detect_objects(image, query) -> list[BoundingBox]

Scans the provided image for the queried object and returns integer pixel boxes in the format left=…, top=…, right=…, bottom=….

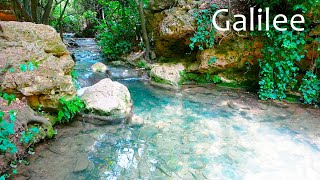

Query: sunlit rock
left=128, top=115, right=144, bottom=126
left=81, top=78, right=132, bottom=117
left=150, top=63, right=185, bottom=88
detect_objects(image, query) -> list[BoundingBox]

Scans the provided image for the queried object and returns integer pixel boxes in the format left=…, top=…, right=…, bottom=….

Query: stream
left=15, top=37, right=320, bottom=180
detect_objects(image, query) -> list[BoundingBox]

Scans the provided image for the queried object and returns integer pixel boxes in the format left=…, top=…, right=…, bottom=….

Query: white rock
left=150, top=63, right=185, bottom=87
left=91, top=62, right=108, bottom=73
left=129, top=115, right=144, bottom=125
left=81, top=78, right=132, bottom=117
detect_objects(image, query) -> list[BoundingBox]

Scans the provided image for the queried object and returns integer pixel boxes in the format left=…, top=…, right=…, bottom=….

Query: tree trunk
left=12, top=0, right=32, bottom=22
left=135, top=0, right=150, bottom=61
left=42, top=0, right=53, bottom=24
left=57, top=0, right=69, bottom=40
left=31, top=0, right=38, bottom=23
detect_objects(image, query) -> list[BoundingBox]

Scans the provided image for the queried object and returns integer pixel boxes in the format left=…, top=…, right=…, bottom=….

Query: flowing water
left=16, top=38, right=320, bottom=180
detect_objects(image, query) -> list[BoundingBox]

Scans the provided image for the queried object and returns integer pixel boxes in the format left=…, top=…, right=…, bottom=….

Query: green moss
left=151, top=76, right=171, bottom=85
left=136, top=60, right=150, bottom=69
left=46, top=125, right=56, bottom=139
left=180, top=71, right=221, bottom=85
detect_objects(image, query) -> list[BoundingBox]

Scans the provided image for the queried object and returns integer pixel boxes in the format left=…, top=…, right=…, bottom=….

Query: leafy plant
left=0, top=60, right=41, bottom=156
left=57, top=97, right=85, bottom=123
left=253, top=0, right=320, bottom=104
left=0, top=110, right=17, bottom=154
left=208, top=56, right=217, bottom=65
left=299, top=72, right=320, bottom=105
left=190, top=4, right=218, bottom=51
left=20, top=127, right=40, bottom=144
left=212, top=75, right=222, bottom=84
left=97, top=28, right=135, bottom=59
left=136, top=60, right=149, bottom=69
left=257, top=30, right=307, bottom=100
left=19, top=60, right=40, bottom=73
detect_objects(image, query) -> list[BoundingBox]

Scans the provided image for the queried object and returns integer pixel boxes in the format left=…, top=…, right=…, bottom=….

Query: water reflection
left=84, top=80, right=320, bottom=180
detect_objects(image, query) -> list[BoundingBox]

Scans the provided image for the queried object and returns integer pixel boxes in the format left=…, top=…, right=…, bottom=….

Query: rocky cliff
left=146, top=0, right=261, bottom=86
left=0, top=21, right=77, bottom=110
left=146, top=0, right=319, bottom=87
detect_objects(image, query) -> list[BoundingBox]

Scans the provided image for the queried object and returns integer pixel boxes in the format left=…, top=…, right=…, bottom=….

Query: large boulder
left=81, top=78, right=132, bottom=118
left=159, top=7, right=195, bottom=40
left=150, top=63, right=185, bottom=87
left=0, top=21, right=76, bottom=110
left=151, top=7, right=195, bottom=58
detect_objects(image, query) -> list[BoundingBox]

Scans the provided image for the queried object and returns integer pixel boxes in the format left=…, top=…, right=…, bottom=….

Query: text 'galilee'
left=212, top=7, right=305, bottom=32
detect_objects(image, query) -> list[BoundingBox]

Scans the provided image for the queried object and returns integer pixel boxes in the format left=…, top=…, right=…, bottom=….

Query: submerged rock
left=74, top=155, right=89, bottom=172
left=128, top=115, right=144, bottom=126
left=150, top=63, right=185, bottom=88
left=0, top=21, right=76, bottom=110
left=81, top=78, right=132, bottom=118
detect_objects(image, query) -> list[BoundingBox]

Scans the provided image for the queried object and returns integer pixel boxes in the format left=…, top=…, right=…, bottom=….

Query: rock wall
left=146, top=0, right=260, bottom=85
left=146, top=0, right=319, bottom=86
left=0, top=21, right=77, bottom=110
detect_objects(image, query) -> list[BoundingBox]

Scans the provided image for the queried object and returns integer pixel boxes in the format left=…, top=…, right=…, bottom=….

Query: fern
left=57, top=97, right=85, bottom=123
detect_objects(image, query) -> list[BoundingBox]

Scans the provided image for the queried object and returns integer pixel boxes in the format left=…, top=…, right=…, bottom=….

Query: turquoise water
left=17, top=38, right=320, bottom=180
left=84, top=80, right=320, bottom=179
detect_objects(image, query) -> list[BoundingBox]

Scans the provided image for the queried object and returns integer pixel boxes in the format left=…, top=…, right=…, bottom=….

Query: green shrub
left=0, top=110, right=17, bottom=154
left=257, top=30, right=306, bottom=100
left=20, top=127, right=40, bottom=144
left=136, top=60, right=149, bottom=69
left=255, top=0, right=319, bottom=104
left=57, top=97, right=85, bottom=123
left=190, top=4, right=218, bottom=51
left=299, top=71, right=320, bottom=104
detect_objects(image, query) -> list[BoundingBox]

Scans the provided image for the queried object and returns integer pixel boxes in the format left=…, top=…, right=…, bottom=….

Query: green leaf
left=20, top=64, right=27, bottom=72
left=28, top=62, right=34, bottom=71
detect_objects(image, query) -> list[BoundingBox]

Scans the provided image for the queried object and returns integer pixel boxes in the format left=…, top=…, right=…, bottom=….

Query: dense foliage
left=255, top=0, right=320, bottom=104
left=190, top=0, right=320, bottom=105
left=257, top=30, right=307, bottom=100
left=0, top=92, right=17, bottom=154
left=93, top=0, right=142, bottom=59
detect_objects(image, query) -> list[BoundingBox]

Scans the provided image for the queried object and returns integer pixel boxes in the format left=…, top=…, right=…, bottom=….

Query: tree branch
left=41, top=0, right=53, bottom=24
